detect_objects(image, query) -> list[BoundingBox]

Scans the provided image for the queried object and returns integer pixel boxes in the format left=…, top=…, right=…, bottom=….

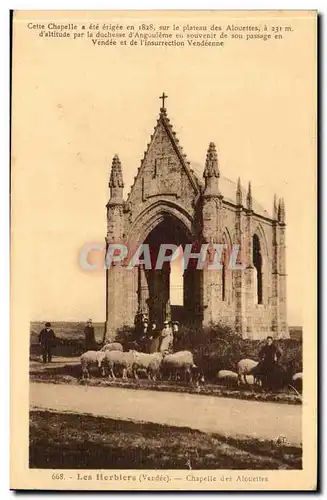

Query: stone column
left=271, top=219, right=280, bottom=338
left=105, top=155, right=125, bottom=340
left=124, top=266, right=138, bottom=329
left=234, top=182, right=246, bottom=336
left=105, top=259, right=125, bottom=340
left=163, top=262, right=171, bottom=322
left=245, top=183, right=254, bottom=338
left=137, top=264, right=149, bottom=317
left=278, top=218, right=289, bottom=338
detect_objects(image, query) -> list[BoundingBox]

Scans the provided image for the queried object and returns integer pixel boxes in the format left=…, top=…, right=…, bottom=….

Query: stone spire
left=204, top=142, right=219, bottom=179
left=236, top=177, right=243, bottom=206
left=203, top=142, right=221, bottom=197
left=278, top=198, right=285, bottom=224
left=246, top=181, right=253, bottom=211
left=273, top=194, right=278, bottom=221
left=109, top=154, right=124, bottom=203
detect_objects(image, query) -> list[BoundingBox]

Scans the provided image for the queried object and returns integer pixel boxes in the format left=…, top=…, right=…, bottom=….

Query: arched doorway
left=136, top=214, right=200, bottom=328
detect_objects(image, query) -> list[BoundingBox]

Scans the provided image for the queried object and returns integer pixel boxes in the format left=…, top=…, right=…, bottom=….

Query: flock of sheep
left=80, top=343, right=302, bottom=390
left=80, top=342, right=197, bottom=382
left=218, top=358, right=303, bottom=390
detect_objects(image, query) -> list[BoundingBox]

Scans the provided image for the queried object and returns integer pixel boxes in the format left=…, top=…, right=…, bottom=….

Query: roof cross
left=159, top=92, right=168, bottom=108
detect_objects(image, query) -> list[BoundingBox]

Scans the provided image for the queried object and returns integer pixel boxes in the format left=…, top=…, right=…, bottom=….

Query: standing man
left=139, top=318, right=149, bottom=352
left=39, top=322, right=56, bottom=363
left=84, top=318, right=96, bottom=351
left=258, top=336, right=282, bottom=383
left=148, top=322, right=160, bottom=353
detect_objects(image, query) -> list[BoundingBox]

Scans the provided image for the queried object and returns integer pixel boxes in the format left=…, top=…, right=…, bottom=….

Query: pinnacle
left=109, top=154, right=124, bottom=188
left=204, top=142, right=219, bottom=178
left=246, top=181, right=253, bottom=210
left=236, top=177, right=242, bottom=205
left=273, top=194, right=278, bottom=220
left=278, top=197, right=285, bottom=223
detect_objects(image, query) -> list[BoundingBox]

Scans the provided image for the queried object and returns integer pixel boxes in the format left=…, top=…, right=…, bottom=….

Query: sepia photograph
left=11, top=10, right=317, bottom=490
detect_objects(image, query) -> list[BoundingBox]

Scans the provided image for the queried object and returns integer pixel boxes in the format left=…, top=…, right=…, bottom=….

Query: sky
left=12, top=11, right=316, bottom=326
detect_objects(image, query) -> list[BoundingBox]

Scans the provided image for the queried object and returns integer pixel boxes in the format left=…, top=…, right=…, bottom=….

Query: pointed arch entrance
left=132, top=212, right=201, bottom=328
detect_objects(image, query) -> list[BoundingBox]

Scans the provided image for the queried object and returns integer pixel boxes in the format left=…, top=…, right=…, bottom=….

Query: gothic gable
left=127, top=109, right=200, bottom=214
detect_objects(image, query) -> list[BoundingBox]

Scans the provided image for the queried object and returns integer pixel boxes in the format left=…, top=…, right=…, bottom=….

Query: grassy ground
left=29, top=361, right=302, bottom=405
left=30, top=410, right=302, bottom=470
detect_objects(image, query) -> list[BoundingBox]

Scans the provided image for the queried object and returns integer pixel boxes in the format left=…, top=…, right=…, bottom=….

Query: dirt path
left=30, top=382, right=302, bottom=446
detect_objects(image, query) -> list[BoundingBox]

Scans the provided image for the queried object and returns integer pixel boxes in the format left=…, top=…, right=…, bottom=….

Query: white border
left=3, top=2, right=322, bottom=499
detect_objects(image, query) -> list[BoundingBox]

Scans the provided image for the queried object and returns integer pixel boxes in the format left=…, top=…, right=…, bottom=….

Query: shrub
left=173, top=322, right=302, bottom=381
left=114, top=325, right=138, bottom=351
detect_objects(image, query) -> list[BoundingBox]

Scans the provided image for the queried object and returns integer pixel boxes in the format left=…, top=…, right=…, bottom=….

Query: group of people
left=137, top=316, right=180, bottom=354
left=38, top=316, right=180, bottom=363
left=38, top=319, right=96, bottom=363
left=38, top=320, right=283, bottom=381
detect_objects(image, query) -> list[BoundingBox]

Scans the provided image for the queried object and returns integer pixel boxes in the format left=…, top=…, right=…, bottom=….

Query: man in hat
left=159, top=320, right=173, bottom=353
left=148, top=322, right=160, bottom=353
left=84, top=318, right=96, bottom=351
left=255, top=336, right=283, bottom=385
left=139, top=318, right=149, bottom=352
left=39, top=322, right=56, bottom=363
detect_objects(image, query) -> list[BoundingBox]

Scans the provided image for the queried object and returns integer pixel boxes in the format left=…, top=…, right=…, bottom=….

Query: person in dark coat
left=172, top=321, right=180, bottom=350
left=84, top=319, right=96, bottom=351
left=257, top=336, right=282, bottom=383
left=139, top=320, right=149, bottom=352
left=39, top=322, right=56, bottom=363
left=148, top=322, right=160, bottom=353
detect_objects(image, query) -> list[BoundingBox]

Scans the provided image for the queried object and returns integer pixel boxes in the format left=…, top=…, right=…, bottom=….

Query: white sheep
left=100, top=341, right=123, bottom=352
left=132, top=352, right=163, bottom=381
left=237, top=358, right=260, bottom=385
left=80, top=350, right=106, bottom=379
left=100, top=350, right=137, bottom=379
left=292, top=372, right=302, bottom=392
left=217, top=370, right=239, bottom=386
left=292, top=372, right=302, bottom=382
left=161, top=350, right=196, bottom=382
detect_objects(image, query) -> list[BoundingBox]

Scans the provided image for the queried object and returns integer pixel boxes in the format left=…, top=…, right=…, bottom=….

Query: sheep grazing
left=217, top=370, right=239, bottom=387
left=100, top=341, right=123, bottom=352
left=80, top=350, right=106, bottom=379
left=292, top=372, right=303, bottom=392
left=237, top=358, right=259, bottom=385
left=161, top=350, right=196, bottom=382
left=132, top=352, right=163, bottom=381
left=100, top=350, right=137, bottom=379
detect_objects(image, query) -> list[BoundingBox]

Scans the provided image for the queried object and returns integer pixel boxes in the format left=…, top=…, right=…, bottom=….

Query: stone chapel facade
left=105, top=97, right=288, bottom=340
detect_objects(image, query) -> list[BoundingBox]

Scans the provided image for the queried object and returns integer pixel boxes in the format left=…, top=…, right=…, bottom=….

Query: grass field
left=30, top=369, right=302, bottom=405
left=29, top=410, right=302, bottom=470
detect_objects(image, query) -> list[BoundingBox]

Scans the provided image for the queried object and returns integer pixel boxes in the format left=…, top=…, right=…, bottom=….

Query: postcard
left=11, top=10, right=317, bottom=491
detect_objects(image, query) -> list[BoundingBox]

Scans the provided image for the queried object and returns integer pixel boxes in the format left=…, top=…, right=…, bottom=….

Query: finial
left=109, top=154, right=124, bottom=189
left=236, top=177, right=242, bottom=205
left=203, top=142, right=219, bottom=178
left=246, top=181, right=253, bottom=211
left=278, top=198, right=285, bottom=224
left=273, top=194, right=278, bottom=220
